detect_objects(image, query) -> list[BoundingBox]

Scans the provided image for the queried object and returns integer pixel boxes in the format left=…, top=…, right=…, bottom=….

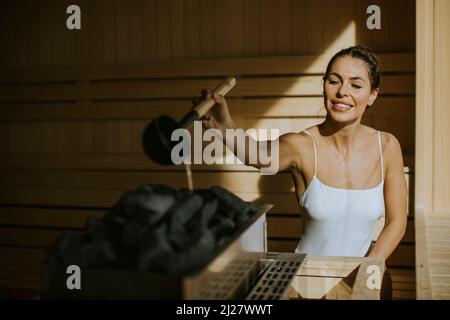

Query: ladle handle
left=179, top=77, right=236, bottom=128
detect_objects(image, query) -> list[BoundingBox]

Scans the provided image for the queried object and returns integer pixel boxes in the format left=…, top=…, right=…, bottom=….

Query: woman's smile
left=331, top=102, right=353, bottom=111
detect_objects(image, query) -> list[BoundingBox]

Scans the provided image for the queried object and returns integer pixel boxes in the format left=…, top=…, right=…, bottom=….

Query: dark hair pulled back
left=323, top=45, right=380, bottom=90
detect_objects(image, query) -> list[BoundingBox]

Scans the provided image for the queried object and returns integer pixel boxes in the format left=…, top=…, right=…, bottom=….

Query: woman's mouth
left=331, top=103, right=353, bottom=111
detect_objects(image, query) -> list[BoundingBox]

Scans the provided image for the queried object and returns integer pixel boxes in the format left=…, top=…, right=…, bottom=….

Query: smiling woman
left=292, top=46, right=406, bottom=269
left=196, top=45, right=408, bottom=299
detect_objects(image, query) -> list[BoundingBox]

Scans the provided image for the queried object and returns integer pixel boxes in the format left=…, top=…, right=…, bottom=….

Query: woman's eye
left=352, top=84, right=362, bottom=89
left=328, top=80, right=339, bottom=84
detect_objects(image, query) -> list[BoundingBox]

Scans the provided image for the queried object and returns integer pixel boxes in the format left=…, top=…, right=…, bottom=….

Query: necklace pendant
left=339, top=161, right=345, bottom=166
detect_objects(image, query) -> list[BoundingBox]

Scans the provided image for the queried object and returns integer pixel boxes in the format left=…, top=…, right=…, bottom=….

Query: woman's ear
left=367, top=87, right=379, bottom=107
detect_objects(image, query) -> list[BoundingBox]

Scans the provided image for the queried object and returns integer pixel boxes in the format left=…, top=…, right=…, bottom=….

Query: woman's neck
left=318, top=117, right=363, bottom=152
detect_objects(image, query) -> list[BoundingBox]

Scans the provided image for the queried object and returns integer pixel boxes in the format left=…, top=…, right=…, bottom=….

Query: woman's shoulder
left=278, top=127, right=317, bottom=159
left=361, top=125, right=402, bottom=159
left=361, top=125, right=400, bottom=144
left=279, top=127, right=315, bottom=144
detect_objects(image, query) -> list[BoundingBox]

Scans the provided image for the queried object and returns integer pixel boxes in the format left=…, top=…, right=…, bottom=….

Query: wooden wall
left=0, top=0, right=415, bottom=66
left=415, top=0, right=450, bottom=300
left=0, top=0, right=415, bottom=299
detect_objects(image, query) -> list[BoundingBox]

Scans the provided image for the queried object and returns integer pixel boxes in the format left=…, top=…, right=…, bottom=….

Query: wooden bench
left=0, top=53, right=415, bottom=299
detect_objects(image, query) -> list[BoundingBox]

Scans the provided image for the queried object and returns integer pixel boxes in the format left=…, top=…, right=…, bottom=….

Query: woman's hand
left=192, top=89, right=236, bottom=131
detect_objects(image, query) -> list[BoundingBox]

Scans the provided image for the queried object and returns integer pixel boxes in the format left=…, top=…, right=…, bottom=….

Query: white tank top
left=295, top=129, right=385, bottom=257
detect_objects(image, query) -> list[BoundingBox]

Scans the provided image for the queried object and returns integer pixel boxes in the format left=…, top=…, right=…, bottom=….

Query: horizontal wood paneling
left=0, top=0, right=415, bottom=68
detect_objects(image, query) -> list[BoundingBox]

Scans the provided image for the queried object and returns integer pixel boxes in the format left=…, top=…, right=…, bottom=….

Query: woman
left=197, top=46, right=407, bottom=298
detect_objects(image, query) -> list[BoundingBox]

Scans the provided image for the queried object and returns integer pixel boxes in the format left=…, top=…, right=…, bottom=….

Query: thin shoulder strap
left=377, top=131, right=384, bottom=182
left=302, top=130, right=317, bottom=177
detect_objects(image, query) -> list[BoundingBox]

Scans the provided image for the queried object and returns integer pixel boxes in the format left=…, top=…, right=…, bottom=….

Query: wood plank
left=267, top=216, right=303, bottom=239
left=387, top=244, right=415, bottom=267
left=229, top=0, right=244, bottom=57
left=156, top=0, right=171, bottom=60
left=0, top=208, right=414, bottom=243
left=290, top=0, right=307, bottom=55
left=0, top=169, right=413, bottom=197
left=198, top=0, right=214, bottom=59
left=214, top=0, right=230, bottom=57
left=0, top=74, right=415, bottom=103
left=259, top=0, right=275, bottom=56
left=322, top=0, right=340, bottom=56
left=0, top=272, right=40, bottom=289
left=267, top=238, right=297, bottom=252
left=127, top=0, right=143, bottom=62
left=173, top=0, right=184, bottom=59
left=0, top=170, right=295, bottom=193
left=243, top=0, right=259, bottom=56
left=115, top=0, right=129, bottom=63
left=269, top=239, right=415, bottom=267
left=0, top=207, right=105, bottom=229
left=392, top=290, right=416, bottom=300
left=0, top=187, right=297, bottom=213
left=142, top=0, right=157, bottom=61
left=0, top=53, right=415, bottom=83
left=274, top=0, right=290, bottom=56
left=0, top=168, right=415, bottom=202
left=268, top=216, right=415, bottom=243
left=0, top=151, right=415, bottom=174
left=415, top=211, right=432, bottom=299
left=0, top=228, right=63, bottom=248
left=390, top=267, right=416, bottom=283
left=433, top=0, right=450, bottom=213
left=0, top=247, right=46, bottom=273
left=351, top=257, right=386, bottom=300
left=0, top=96, right=414, bottom=120
left=306, top=0, right=323, bottom=54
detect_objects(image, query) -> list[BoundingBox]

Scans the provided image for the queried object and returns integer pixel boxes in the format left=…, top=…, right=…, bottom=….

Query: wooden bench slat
left=268, top=239, right=415, bottom=268
left=267, top=216, right=415, bottom=243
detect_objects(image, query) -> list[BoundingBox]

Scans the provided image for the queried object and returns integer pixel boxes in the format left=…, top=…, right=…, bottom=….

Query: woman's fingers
left=203, top=110, right=212, bottom=120
left=202, top=118, right=214, bottom=130
left=212, top=93, right=223, bottom=103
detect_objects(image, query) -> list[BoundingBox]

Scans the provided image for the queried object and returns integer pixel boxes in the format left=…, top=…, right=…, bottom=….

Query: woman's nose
left=337, top=83, right=349, bottom=97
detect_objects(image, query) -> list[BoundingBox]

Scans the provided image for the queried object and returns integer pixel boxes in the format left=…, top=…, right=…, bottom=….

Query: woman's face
left=323, top=56, right=379, bottom=124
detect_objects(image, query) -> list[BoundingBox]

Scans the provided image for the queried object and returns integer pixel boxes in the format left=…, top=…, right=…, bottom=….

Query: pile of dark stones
left=47, top=184, right=257, bottom=276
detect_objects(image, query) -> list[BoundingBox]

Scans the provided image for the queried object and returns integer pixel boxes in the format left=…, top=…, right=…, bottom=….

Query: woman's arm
left=368, top=133, right=408, bottom=261
left=199, top=92, right=301, bottom=173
